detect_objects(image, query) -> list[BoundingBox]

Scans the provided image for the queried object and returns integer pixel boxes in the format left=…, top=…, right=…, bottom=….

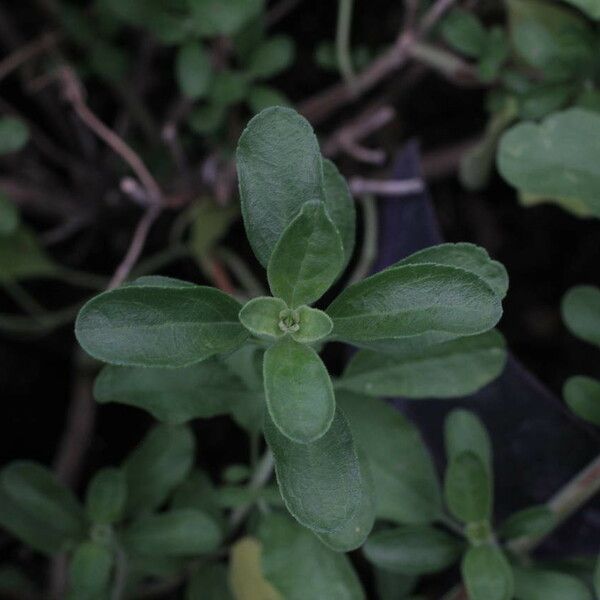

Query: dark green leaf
left=171, top=470, right=223, bottom=527
left=0, top=227, right=55, bottom=281
left=563, top=376, right=600, bottom=426
left=259, top=513, right=365, bottom=599
left=0, top=461, right=86, bottom=555
left=237, top=107, right=324, bottom=267
left=95, top=358, right=255, bottom=423
left=189, top=0, right=263, bottom=37
left=264, top=409, right=362, bottom=533
left=210, top=70, right=249, bottom=106
left=0, top=193, right=19, bottom=235
left=337, top=392, right=442, bottom=524
left=291, top=306, right=333, bottom=343
left=462, top=545, right=513, bottom=600
left=186, top=563, right=233, bottom=600
left=563, top=0, right=600, bottom=19
left=69, top=541, right=113, bottom=599
left=75, top=284, right=247, bottom=367
left=239, top=296, right=287, bottom=339
left=444, top=409, right=492, bottom=468
left=122, top=509, right=221, bottom=556
left=85, top=467, right=127, bottom=525
left=0, top=117, right=29, bottom=154
left=444, top=451, right=492, bottom=523
left=512, top=566, right=592, bottom=600
left=498, top=109, right=600, bottom=218
left=247, top=36, right=295, bottom=79
left=248, top=85, right=290, bottom=113
left=562, top=285, right=600, bottom=348
left=123, top=424, right=195, bottom=515
left=264, top=337, right=335, bottom=443
left=364, top=526, right=463, bottom=576
left=518, top=82, right=575, bottom=121
left=374, top=568, right=417, bottom=600
left=499, top=505, right=556, bottom=540
left=176, top=42, right=212, bottom=99
left=327, top=264, right=502, bottom=343
left=268, top=201, right=344, bottom=307
left=189, top=103, right=226, bottom=135
left=478, top=27, right=509, bottom=82
left=440, top=9, right=487, bottom=57
left=223, top=464, right=251, bottom=484
left=338, top=330, right=506, bottom=398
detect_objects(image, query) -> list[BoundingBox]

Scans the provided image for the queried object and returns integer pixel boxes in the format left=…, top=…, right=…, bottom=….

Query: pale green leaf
left=75, top=284, right=248, bottom=367
left=176, top=42, right=212, bottom=99
left=85, top=467, right=127, bottom=525
left=512, top=566, right=592, bottom=600
left=563, top=376, right=600, bottom=426
left=264, top=409, right=362, bottom=533
left=69, top=541, right=113, bottom=599
left=338, top=330, right=506, bottom=399
left=462, top=546, right=514, bottom=600
left=291, top=306, right=333, bottom=343
left=562, top=285, right=600, bottom=348
left=268, top=200, right=344, bottom=307
left=0, top=116, right=29, bottom=154
left=338, top=392, right=442, bottom=524
left=239, top=296, right=287, bottom=339
left=364, top=526, right=463, bottom=575
left=247, top=36, right=295, bottom=79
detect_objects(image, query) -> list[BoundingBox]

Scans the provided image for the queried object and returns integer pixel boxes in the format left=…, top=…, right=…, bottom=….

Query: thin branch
left=336, top=0, right=356, bottom=88
left=347, top=194, right=378, bottom=285
left=349, top=176, right=424, bottom=196
left=0, top=31, right=59, bottom=82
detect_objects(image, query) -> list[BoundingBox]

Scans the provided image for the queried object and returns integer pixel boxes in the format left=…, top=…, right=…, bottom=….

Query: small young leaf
left=259, top=513, right=365, bottom=599
left=440, top=9, right=487, bottom=57
left=562, top=286, right=600, bottom=348
left=123, top=424, right=195, bottom=515
left=498, top=505, right=556, bottom=540
left=444, top=409, right=492, bottom=468
left=69, top=541, right=113, bottom=599
left=237, top=107, right=324, bottom=267
left=338, top=330, right=506, bottom=399
left=248, top=85, right=290, bottom=113
left=95, top=358, right=256, bottom=424
left=228, top=538, right=282, bottom=600
left=247, top=35, right=295, bottom=79
left=444, top=451, right=492, bottom=523
left=512, top=566, right=592, bottom=600
left=563, top=376, right=600, bottom=426
left=393, top=243, right=508, bottom=299
left=0, top=116, right=29, bottom=154
left=363, top=526, right=464, bottom=575
left=327, top=264, right=502, bottom=343
left=186, top=563, right=233, bottom=600
left=239, top=296, right=287, bottom=339
left=264, top=408, right=362, bottom=533
left=0, top=193, right=19, bottom=235
left=85, top=467, right=127, bottom=525
left=462, top=546, right=513, bottom=600
left=176, top=42, right=211, bottom=99
left=75, top=284, right=247, bottom=367
left=291, top=306, right=333, bottom=343
left=267, top=201, right=344, bottom=307
left=122, top=509, right=221, bottom=556
left=337, top=392, right=442, bottom=524
left=263, top=337, right=335, bottom=443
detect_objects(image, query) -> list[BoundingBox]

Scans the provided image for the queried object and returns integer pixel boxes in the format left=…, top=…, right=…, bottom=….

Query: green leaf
left=247, top=36, right=295, bottom=79
left=363, top=526, right=463, bottom=576
left=440, top=9, right=487, bottom=57
left=122, top=509, right=221, bottom=556
left=444, top=409, right=492, bottom=468
left=337, top=392, right=442, bottom=524
left=337, top=330, right=506, bottom=399
left=259, top=513, right=365, bottom=599
left=171, top=470, right=224, bottom=531
left=95, top=358, right=256, bottom=424
left=75, top=283, right=247, bottom=367
left=209, top=70, right=249, bottom=106
left=518, top=82, right=575, bottom=121
left=326, top=264, right=502, bottom=343
left=264, top=409, right=362, bottom=533
left=69, top=541, right=113, bottom=599
left=462, top=546, right=514, bottom=600
left=512, top=566, right=592, bottom=600
left=176, top=42, right=211, bottom=99
left=563, top=376, right=600, bottom=426
left=498, top=108, right=600, bottom=218
left=478, top=27, right=509, bottom=82
left=123, top=424, right=195, bottom=515
left=189, top=103, right=226, bottom=135
left=444, top=451, right=492, bottom=523
left=223, top=464, right=251, bottom=484
left=239, top=296, right=287, bottom=339
left=0, top=193, right=19, bottom=235
left=0, top=116, right=29, bottom=154
left=0, top=461, right=86, bottom=555
left=291, top=306, right=333, bottom=343
left=237, top=107, right=324, bottom=267
left=498, top=505, right=556, bottom=540
left=562, top=285, right=600, bottom=348
left=392, top=243, right=508, bottom=299
left=0, top=226, right=55, bottom=281
left=186, top=563, right=233, bottom=600
left=268, top=201, right=344, bottom=307
left=189, top=0, right=263, bottom=37
left=264, top=337, right=335, bottom=443
left=248, top=85, right=290, bottom=113
left=322, top=159, right=356, bottom=271
left=563, top=0, right=600, bottom=19
left=374, top=569, right=417, bottom=600
left=85, top=468, right=127, bottom=525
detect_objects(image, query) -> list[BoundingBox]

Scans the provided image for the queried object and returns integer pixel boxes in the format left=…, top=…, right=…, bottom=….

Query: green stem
left=347, top=194, right=378, bottom=285
left=336, top=0, right=356, bottom=89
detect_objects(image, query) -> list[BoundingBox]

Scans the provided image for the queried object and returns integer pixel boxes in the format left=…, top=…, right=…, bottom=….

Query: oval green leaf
left=512, top=566, right=592, bottom=600
left=462, top=545, right=514, bottom=600
left=85, top=467, right=127, bottom=525
left=69, top=541, right=113, bottom=598
left=291, top=306, right=333, bottom=343
left=498, top=505, right=556, bottom=540
left=176, top=42, right=212, bottom=99
left=444, top=409, right=492, bottom=468
left=564, top=375, right=600, bottom=426
left=239, top=296, right=287, bottom=339
left=562, top=285, right=600, bottom=348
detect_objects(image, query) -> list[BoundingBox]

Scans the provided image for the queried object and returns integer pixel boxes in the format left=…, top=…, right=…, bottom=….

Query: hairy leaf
left=292, top=306, right=333, bottom=343
left=239, top=297, right=287, bottom=339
